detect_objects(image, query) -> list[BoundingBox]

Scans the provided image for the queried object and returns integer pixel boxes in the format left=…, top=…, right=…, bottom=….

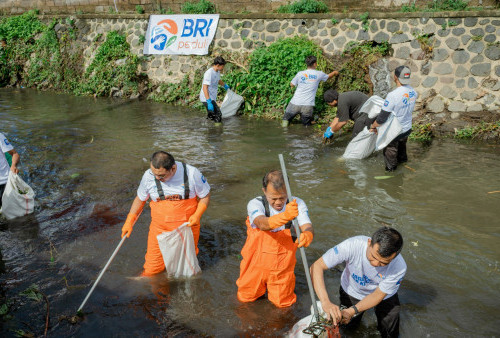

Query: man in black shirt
left=322, top=89, right=374, bottom=139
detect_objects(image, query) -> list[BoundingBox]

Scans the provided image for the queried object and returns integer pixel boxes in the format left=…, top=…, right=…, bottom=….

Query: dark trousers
left=203, top=100, right=222, bottom=123
left=0, top=183, right=5, bottom=209
left=283, top=102, right=314, bottom=126
left=339, top=286, right=400, bottom=338
left=383, top=129, right=411, bottom=171
left=352, top=113, right=376, bottom=138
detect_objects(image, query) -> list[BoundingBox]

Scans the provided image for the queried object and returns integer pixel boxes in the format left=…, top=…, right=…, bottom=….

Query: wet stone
left=471, top=55, right=484, bottom=63
left=286, top=27, right=295, bottom=35
left=357, top=30, right=370, bottom=41
left=373, top=31, right=389, bottom=43
left=309, top=29, right=318, bottom=37
left=266, top=35, right=275, bottom=43
left=387, top=21, right=400, bottom=33
left=231, top=41, right=242, bottom=49
left=251, top=32, right=259, bottom=40
left=452, top=50, right=470, bottom=64
left=467, top=103, right=483, bottom=112
left=322, top=38, right=329, bottom=46
left=484, top=34, right=496, bottom=43
left=370, top=21, right=378, bottom=32
left=395, top=46, right=411, bottom=59
left=485, top=45, right=500, bottom=61
left=422, top=76, right=438, bottom=87
left=243, top=40, right=253, bottom=49
left=461, top=91, right=476, bottom=100
left=464, top=17, right=478, bottom=27
left=427, top=97, right=444, bottom=113
left=346, top=30, right=356, bottom=39
left=266, top=21, right=281, bottom=33
left=449, top=101, right=466, bottom=112
left=461, top=34, right=471, bottom=45
left=380, top=20, right=386, bottom=29
left=318, top=22, right=326, bottom=29
left=440, top=86, right=457, bottom=99
left=468, top=77, right=479, bottom=89
left=254, top=20, right=265, bottom=32
left=479, top=19, right=490, bottom=25
left=292, top=19, right=302, bottom=26
left=433, top=18, right=446, bottom=25
left=437, top=29, right=450, bottom=37
left=223, top=29, right=233, bottom=39
left=333, top=36, right=346, bottom=49
left=410, top=39, right=420, bottom=49
left=420, top=17, right=429, bottom=25
left=242, top=21, right=252, bottom=28
left=445, top=37, right=460, bottom=50
left=282, top=22, right=289, bottom=30
left=390, top=33, right=410, bottom=44
left=471, top=28, right=484, bottom=36
left=240, top=29, right=250, bottom=39
left=434, top=63, right=453, bottom=74
left=409, top=19, right=418, bottom=26
left=326, top=43, right=335, bottom=53
left=485, top=25, right=495, bottom=33
left=455, top=79, right=465, bottom=88
left=455, top=65, right=469, bottom=77
left=298, top=26, right=308, bottom=34
left=492, top=20, right=500, bottom=26
left=471, top=63, right=491, bottom=76
left=467, top=41, right=484, bottom=54
left=452, top=27, right=465, bottom=36
left=330, top=28, right=339, bottom=36
left=218, top=40, right=228, bottom=47
left=320, top=29, right=327, bottom=36
left=423, top=24, right=437, bottom=35
left=432, top=48, right=449, bottom=62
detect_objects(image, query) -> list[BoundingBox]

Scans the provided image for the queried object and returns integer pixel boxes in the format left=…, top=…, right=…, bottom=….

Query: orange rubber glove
left=121, top=213, right=138, bottom=238
left=296, top=230, right=314, bottom=248
left=268, top=199, right=299, bottom=230
left=188, top=202, right=208, bottom=227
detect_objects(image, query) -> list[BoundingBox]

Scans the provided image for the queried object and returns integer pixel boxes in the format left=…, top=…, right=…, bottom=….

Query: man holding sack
left=121, top=151, right=210, bottom=276
left=0, top=132, right=21, bottom=209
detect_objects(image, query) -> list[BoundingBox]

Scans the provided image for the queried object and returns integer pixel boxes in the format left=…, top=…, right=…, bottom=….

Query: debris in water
left=487, top=190, right=500, bottom=194
left=404, top=165, right=416, bottom=172
left=374, top=176, right=393, bottom=180
left=70, top=173, right=80, bottom=179
left=412, top=241, right=418, bottom=247
left=89, top=136, right=94, bottom=144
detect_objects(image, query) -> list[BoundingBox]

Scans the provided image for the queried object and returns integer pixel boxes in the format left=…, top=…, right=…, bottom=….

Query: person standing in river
left=368, top=66, right=418, bottom=171
left=0, top=132, right=20, bottom=209
left=121, top=151, right=210, bottom=276
left=282, top=55, right=338, bottom=127
left=236, top=170, right=314, bottom=307
left=310, top=227, right=406, bottom=338
left=322, top=89, right=374, bottom=139
left=199, top=56, right=231, bottom=125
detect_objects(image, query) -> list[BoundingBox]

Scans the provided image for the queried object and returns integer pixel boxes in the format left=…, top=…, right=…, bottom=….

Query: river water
left=0, top=88, right=499, bottom=337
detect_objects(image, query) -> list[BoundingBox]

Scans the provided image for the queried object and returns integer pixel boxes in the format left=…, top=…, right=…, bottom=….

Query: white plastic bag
left=375, top=113, right=403, bottom=151
left=220, top=89, right=244, bottom=118
left=156, top=222, right=201, bottom=278
left=287, top=301, right=326, bottom=337
left=1, top=172, right=35, bottom=220
left=342, top=127, right=377, bottom=159
left=359, top=95, right=384, bottom=118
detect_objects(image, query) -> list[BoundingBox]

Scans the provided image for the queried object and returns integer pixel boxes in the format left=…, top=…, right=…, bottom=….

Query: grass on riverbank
left=454, top=121, right=500, bottom=140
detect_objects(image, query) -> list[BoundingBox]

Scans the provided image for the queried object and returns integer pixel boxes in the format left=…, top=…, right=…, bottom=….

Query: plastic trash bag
left=359, top=95, right=384, bottom=119
left=375, top=113, right=402, bottom=151
left=0, top=171, right=35, bottom=220
left=342, top=127, right=377, bottom=159
left=156, top=222, right=201, bottom=278
left=287, top=301, right=341, bottom=338
left=220, top=89, right=244, bottom=118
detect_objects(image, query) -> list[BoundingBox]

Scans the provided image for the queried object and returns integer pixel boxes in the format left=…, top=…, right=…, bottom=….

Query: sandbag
left=359, top=95, right=384, bottom=119
left=156, top=222, right=201, bottom=278
left=342, top=127, right=377, bottom=159
left=1, top=171, right=35, bottom=220
left=375, top=113, right=403, bottom=151
left=220, top=89, right=244, bottom=118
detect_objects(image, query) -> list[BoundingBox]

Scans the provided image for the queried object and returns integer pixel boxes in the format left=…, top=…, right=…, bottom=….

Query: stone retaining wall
left=71, top=12, right=500, bottom=115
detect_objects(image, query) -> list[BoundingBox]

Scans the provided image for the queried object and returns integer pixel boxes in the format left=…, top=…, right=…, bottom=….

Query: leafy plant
left=471, top=35, right=483, bottom=41
left=401, top=3, right=419, bottom=12
left=428, top=0, right=468, bottom=11
left=331, top=18, right=339, bottom=25
left=139, top=34, right=145, bottom=44
left=409, top=123, right=433, bottom=142
left=20, top=284, right=43, bottom=302
left=277, top=0, right=328, bottom=13
left=181, top=0, right=216, bottom=14
left=135, top=5, right=145, bottom=14
left=454, top=122, right=500, bottom=139
left=360, top=12, right=370, bottom=31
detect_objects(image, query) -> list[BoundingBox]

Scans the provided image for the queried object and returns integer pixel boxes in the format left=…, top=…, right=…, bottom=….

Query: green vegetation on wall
left=454, top=122, right=500, bottom=140
left=277, top=0, right=328, bottom=14
left=181, top=0, right=216, bottom=14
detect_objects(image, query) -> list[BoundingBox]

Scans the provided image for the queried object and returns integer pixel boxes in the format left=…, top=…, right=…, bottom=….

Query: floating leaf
left=374, top=176, right=394, bottom=180
left=70, top=173, right=80, bottom=179
left=20, top=284, right=43, bottom=302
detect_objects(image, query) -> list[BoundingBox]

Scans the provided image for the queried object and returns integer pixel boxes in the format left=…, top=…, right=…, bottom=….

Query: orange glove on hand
left=188, top=202, right=208, bottom=227
left=121, top=213, right=138, bottom=238
left=268, top=199, right=299, bottom=230
left=296, top=230, right=313, bottom=248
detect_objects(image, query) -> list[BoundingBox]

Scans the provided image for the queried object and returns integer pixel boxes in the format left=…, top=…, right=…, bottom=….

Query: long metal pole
left=77, top=236, right=127, bottom=313
left=278, top=154, right=319, bottom=319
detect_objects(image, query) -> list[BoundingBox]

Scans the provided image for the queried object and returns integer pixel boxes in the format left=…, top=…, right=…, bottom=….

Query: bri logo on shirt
left=201, top=175, right=207, bottom=183
left=383, top=100, right=389, bottom=107
left=351, top=273, right=374, bottom=286
left=4, top=138, right=10, bottom=145
left=300, top=73, right=318, bottom=82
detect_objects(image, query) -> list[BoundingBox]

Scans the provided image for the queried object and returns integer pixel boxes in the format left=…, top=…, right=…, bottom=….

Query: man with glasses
left=310, top=227, right=406, bottom=338
left=121, top=151, right=210, bottom=276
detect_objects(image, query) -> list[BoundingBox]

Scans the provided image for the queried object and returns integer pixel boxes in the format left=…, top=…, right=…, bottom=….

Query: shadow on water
left=0, top=88, right=499, bottom=336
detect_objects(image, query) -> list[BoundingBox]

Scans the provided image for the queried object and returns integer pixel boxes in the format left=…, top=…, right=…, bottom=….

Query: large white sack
left=375, top=113, right=403, bottom=151
left=287, top=301, right=333, bottom=337
left=342, top=127, right=377, bottom=159
left=1, top=172, right=35, bottom=220
left=359, top=95, right=384, bottom=119
left=157, top=222, right=201, bottom=278
left=220, top=89, right=244, bottom=118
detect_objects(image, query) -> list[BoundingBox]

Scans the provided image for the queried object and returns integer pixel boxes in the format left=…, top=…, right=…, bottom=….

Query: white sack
left=220, top=89, right=244, bottom=118
left=342, top=127, right=377, bottom=159
left=1, top=172, right=35, bottom=220
left=287, top=301, right=326, bottom=337
left=375, top=113, right=403, bottom=151
left=359, top=95, right=384, bottom=119
left=157, top=222, right=201, bottom=278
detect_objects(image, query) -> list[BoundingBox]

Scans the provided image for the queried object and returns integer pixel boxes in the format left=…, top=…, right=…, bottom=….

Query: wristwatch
left=351, top=304, right=359, bottom=317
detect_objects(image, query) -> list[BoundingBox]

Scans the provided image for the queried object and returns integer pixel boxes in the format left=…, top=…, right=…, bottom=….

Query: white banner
left=143, top=14, right=219, bottom=55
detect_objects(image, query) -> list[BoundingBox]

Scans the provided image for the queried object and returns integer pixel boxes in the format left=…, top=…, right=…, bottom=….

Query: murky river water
left=0, top=88, right=499, bottom=337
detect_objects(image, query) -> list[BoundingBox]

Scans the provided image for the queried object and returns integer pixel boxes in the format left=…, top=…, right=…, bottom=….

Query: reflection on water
left=0, top=88, right=499, bottom=336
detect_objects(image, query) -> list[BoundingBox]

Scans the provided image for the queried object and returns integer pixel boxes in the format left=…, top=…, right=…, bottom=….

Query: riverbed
left=0, top=88, right=499, bottom=337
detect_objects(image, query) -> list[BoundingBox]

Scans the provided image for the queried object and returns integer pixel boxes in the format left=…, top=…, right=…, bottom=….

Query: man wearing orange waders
left=121, top=151, right=210, bottom=276
left=236, top=170, right=314, bottom=308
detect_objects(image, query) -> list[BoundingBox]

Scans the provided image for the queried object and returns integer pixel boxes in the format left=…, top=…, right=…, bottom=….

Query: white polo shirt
left=322, top=236, right=406, bottom=300
left=199, top=67, right=221, bottom=102
left=247, top=196, right=311, bottom=232
left=382, top=85, right=418, bottom=134
left=0, top=133, right=14, bottom=185
left=290, top=69, right=329, bottom=106
left=137, top=162, right=210, bottom=202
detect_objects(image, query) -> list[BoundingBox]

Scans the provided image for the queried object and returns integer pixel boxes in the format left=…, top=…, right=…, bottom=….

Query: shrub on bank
left=277, top=0, right=329, bottom=14
left=181, top=0, right=216, bottom=14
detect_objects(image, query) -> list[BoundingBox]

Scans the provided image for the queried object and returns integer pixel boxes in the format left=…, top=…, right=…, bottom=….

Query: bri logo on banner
left=151, top=18, right=214, bottom=51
